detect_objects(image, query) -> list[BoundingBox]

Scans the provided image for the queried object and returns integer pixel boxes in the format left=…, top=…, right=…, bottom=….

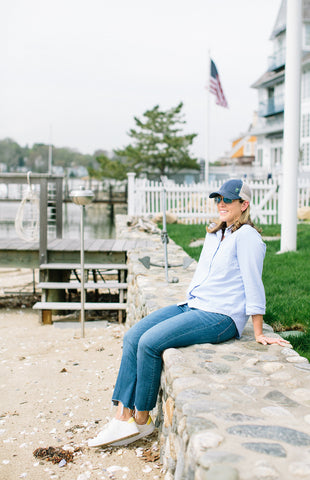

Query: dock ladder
left=33, top=262, right=128, bottom=324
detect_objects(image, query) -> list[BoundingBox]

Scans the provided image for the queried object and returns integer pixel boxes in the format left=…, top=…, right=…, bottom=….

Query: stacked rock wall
left=116, top=215, right=310, bottom=480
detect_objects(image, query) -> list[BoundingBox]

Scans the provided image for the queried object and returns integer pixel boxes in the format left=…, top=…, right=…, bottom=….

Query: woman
left=88, top=178, right=290, bottom=448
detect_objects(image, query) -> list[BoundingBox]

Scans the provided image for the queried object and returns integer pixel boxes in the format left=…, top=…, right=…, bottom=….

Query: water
left=0, top=201, right=126, bottom=239
left=62, top=202, right=117, bottom=239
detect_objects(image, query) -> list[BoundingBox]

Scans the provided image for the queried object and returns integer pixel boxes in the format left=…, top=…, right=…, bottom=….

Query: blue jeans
left=112, top=304, right=237, bottom=412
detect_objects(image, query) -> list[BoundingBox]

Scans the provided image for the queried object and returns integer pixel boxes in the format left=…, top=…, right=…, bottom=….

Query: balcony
left=259, top=97, right=284, bottom=117
left=268, top=48, right=286, bottom=71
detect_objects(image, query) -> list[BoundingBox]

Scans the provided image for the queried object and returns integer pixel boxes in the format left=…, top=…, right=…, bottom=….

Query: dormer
left=268, top=0, right=310, bottom=72
left=268, top=0, right=286, bottom=72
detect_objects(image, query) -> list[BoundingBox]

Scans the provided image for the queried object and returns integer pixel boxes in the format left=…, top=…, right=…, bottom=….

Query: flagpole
left=206, top=57, right=228, bottom=184
left=280, top=0, right=302, bottom=252
left=205, top=51, right=211, bottom=184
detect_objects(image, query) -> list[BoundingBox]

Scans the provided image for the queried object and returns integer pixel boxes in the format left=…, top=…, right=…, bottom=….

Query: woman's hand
left=255, top=334, right=291, bottom=347
left=252, top=316, right=291, bottom=347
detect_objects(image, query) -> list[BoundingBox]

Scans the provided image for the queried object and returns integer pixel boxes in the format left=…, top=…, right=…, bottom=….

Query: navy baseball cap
left=209, top=179, right=251, bottom=202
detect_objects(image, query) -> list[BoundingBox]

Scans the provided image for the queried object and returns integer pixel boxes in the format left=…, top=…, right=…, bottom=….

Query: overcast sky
left=1, top=0, right=282, bottom=162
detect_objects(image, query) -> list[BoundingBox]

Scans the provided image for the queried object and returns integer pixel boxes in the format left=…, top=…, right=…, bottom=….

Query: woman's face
left=216, top=197, right=249, bottom=226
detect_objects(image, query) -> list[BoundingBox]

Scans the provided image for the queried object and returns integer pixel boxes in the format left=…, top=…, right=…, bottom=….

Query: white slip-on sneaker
left=88, top=417, right=139, bottom=447
left=110, top=415, right=155, bottom=446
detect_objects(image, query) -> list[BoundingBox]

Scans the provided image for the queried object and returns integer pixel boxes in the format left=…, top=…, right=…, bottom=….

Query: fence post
left=277, top=174, right=283, bottom=225
left=127, top=172, right=136, bottom=216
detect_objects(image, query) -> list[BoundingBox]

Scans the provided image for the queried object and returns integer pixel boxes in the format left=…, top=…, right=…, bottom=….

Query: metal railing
left=259, top=97, right=285, bottom=117
left=268, top=48, right=286, bottom=71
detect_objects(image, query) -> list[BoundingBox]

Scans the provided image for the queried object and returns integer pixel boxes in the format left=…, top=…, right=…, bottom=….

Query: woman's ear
left=241, top=201, right=249, bottom=212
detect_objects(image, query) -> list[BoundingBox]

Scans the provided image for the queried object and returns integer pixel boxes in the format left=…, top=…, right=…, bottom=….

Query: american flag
left=209, top=59, right=228, bottom=108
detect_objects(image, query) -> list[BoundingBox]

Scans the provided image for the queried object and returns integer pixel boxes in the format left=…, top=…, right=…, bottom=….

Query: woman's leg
left=134, top=307, right=237, bottom=412
left=112, top=304, right=186, bottom=411
left=88, top=307, right=237, bottom=448
left=114, top=402, right=133, bottom=421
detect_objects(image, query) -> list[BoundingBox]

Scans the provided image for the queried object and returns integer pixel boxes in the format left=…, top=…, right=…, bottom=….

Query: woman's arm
left=236, top=227, right=266, bottom=318
left=252, top=314, right=291, bottom=346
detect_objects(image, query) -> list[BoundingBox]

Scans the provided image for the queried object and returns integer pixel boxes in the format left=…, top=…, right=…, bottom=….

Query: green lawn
left=165, top=222, right=310, bottom=361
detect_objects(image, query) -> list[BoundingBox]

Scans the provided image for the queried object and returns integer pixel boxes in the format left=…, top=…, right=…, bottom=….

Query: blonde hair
left=207, top=200, right=260, bottom=234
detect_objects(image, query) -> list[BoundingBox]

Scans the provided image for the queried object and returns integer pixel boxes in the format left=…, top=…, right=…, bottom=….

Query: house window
left=301, top=142, right=310, bottom=167
left=244, top=142, right=251, bottom=156
left=256, top=148, right=263, bottom=167
left=302, top=113, right=310, bottom=138
left=302, top=69, right=310, bottom=100
left=271, top=147, right=283, bottom=168
left=304, top=23, right=310, bottom=48
left=184, top=174, right=194, bottom=184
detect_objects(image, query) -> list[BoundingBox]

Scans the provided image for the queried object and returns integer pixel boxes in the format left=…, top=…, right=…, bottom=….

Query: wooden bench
left=33, top=262, right=128, bottom=324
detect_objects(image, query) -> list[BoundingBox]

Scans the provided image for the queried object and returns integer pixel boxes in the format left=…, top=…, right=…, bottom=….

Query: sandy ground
left=0, top=269, right=163, bottom=480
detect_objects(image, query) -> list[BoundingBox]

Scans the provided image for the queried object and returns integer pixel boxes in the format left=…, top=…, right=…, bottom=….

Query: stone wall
left=116, top=215, right=310, bottom=480
left=116, top=215, right=195, bottom=329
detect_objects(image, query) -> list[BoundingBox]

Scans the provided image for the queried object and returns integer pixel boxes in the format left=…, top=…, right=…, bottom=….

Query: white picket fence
left=127, top=173, right=310, bottom=224
left=299, top=177, right=310, bottom=207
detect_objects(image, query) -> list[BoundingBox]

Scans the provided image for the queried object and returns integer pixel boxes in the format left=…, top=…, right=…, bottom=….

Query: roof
left=270, top=0, right=287, bottom=40
left=251, top=69, right=284, bottom=89
left=270, top=0, right=310, bottom=40
left=250, top=121, right=284, bottom=137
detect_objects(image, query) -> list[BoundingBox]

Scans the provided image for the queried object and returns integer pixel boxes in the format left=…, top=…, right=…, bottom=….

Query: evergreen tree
left=88, top=153, right=128, bottom=181
left=114, top=102, right=199, bottom=178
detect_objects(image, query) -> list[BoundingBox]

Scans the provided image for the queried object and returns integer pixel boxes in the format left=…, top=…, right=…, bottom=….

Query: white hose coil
left=15, top=172, right=40, bottom=242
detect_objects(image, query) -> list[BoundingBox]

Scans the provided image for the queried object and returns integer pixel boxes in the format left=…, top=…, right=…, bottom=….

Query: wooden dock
left=0, top=237, right=151, bottom=268
left=0, top=236, right=153, bottom=324
left=0, top=174, right=144, bottom=324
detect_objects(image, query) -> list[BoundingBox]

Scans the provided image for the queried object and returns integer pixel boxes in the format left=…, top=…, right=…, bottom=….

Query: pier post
left=127, top=172, right=136, bottom=216
left=39, top=178, right=48, bottom=265
left=55, top=177, right=63, bottom=239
